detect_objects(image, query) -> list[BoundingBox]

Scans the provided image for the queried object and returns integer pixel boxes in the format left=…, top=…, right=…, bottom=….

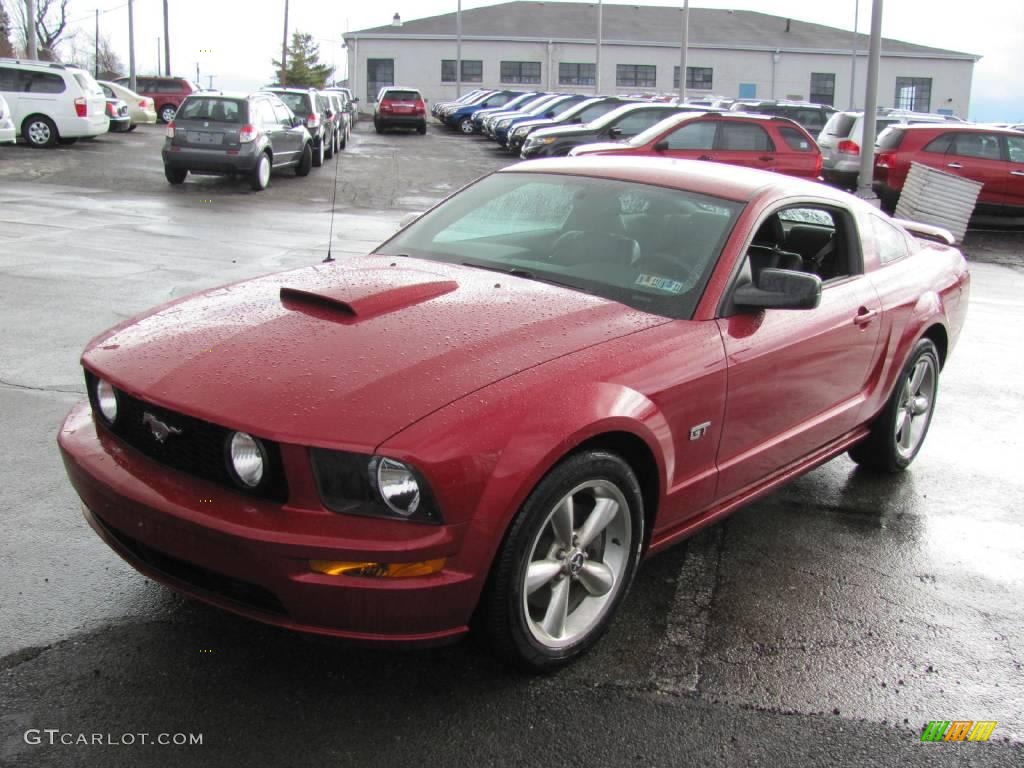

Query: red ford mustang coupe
left=58, top=157, right=970, bottom=671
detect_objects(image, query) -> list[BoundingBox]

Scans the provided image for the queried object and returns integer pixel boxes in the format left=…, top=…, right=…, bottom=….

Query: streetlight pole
left=456, top=0, right=462, bottom=98
left=280, top=0, right=289, bottom=86
left=857, top=0, right=884, bottom=200
left=128, top=0, right=136, bottom=93
left=678, top=0, right=689, bottom=102
left=94, top=9, right=99, bottom=77
left=849, top=0, right=859, bottom=109
left=595, top=0, right=602, bottom=94
left=163, top=0, right=171, bottom=75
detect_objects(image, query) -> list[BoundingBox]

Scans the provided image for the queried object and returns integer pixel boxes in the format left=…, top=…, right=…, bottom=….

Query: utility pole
left=678, top=0, right=689, bottom=102
left=856, top=0, right=883, bottom=200
left=94, top=9, right=99, bottom=77
left=26, top=0, right=37, bottom=59
left=128, top=0, right=136, bottom=92
left=157, top=37, right=161, bottom=74
left=280, top=0, right=289, bottom=86
left=849, top=0, right=859, bottom=109
left=595, top=0, right=602, bottom=94
left=163, top=0, right=170, bottom=75
left=455, top=0, right=462, bottom=98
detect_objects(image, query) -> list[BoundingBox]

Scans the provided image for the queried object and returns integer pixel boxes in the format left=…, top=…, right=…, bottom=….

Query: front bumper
left=58, top=400, right=478, bottom=644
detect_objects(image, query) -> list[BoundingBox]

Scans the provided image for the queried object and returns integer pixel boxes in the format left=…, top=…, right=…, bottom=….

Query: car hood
left=570, top=141, right=630, bottom=156
left=83, top=255, right=668, bottom=449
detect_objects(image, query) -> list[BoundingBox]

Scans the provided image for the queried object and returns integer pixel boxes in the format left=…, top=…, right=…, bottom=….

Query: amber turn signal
left=310, top=559, right=446, bottom=578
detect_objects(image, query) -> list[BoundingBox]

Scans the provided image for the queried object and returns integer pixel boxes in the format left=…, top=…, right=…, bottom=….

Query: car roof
left=502, top=156, right=856, bottom=205
left=895, top=123, right=1021, bottom=135
left=184, top=90, right=259, bottom=100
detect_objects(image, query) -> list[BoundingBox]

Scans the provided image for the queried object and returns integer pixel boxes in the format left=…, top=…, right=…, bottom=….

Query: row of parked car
left=430, top=88, right=1024, bottom=217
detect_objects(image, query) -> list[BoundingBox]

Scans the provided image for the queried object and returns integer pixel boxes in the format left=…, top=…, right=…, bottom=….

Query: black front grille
left=93, top=510, right=287, bottom=616
left=85, top=371, right=289, bottom=503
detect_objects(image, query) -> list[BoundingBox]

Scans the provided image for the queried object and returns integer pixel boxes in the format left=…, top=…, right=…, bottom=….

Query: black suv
left=162, top=91, right=313, bottom=191
left=521, top=103, right=700, bottom=159
left=262, top=87, right=334, bottom=167
left=729, top=100, right=837, bottom=136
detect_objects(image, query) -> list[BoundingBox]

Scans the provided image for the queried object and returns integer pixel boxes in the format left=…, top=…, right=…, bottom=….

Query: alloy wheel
left=894, top=356, right=936, bottom=459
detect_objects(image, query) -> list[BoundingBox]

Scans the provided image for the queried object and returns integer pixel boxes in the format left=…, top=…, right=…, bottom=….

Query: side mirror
left=733, top=268, right=821, bottom=310
left=654, top=139, right=669, bottom=152
left=291, top=115, right=304, bottom=128
left=545, top=110, right=555, bottom=118
left=352, top=97, right=360, bottom=103
left=572, top=117, right=583, bottom=123
left=399, top=212, right=423, bottom=229
left=607, top=127, right=622, bottom=138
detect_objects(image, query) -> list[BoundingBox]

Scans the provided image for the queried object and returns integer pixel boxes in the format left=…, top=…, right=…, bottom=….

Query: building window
left=673, top=66, right=713, bottom=90
left=809, top=73, right=835, bottom=106
left=616, top=64, right=656, bottom=88
left=559, top=62, right=596, bottom=86
left=894, top=77, right=932, bottom=112
left=500, top=61, right=541, bottom=84
left=441, top=60, right=483, bottom=83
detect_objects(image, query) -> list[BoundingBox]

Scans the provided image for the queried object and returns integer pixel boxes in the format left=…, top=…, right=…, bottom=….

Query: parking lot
left=1, top=122, right=1022, bottom=766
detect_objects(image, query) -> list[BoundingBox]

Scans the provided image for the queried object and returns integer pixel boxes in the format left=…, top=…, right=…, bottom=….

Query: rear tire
left=159, top=104, right=176, bottom=123
left=250, top=152, right=271, bottom=191
left=339, top=127, right=347, bottom=149
left=325, top=132, right=334, bottom=159
left=417, top=123, right=427, bottom=135
left=164, top=166, right=187, bottom=185
left=374, top=119, right=384, bottom=134
left=294, top=143, right=312, bottom=177
left=23, top=115, right=58, bottom=148
left=849, top=338, right=940, bottom=472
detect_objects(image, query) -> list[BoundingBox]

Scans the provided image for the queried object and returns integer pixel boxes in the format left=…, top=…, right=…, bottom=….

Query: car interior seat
left=550, top=191, right=640, bottom=266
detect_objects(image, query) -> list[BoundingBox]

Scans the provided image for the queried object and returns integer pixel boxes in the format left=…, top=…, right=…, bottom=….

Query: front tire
left=312, top=138, right=324, bottom=167
left=849, top=338, right=940, bottom=472
left=478, top=451, right=644, bottom=672
left=325, top=131, right=335, bottom=159
left=164, top=165, right=187, bottom=184
left=250, top=152, right=271, bottom=191
left=459, top=117, right=475, bottom=134
left=23, top=115, right=58, bottom=148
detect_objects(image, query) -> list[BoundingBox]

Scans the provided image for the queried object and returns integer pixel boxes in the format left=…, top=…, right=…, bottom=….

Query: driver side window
left=745, top=206, right=855, bottom=285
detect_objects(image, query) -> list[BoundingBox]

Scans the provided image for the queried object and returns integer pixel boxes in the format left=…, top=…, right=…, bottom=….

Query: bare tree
left=10, top=0, right=71, bottom=60
left=0, top=3, right=16, bottom=57
left=66, top=29, right=125, bottom=77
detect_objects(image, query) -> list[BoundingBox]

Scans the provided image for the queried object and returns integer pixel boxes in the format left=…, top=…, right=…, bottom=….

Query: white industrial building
left=343, top=2, right=978, bottom=117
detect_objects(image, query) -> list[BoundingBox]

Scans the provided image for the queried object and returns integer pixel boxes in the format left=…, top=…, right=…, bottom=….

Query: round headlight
left=375, top=458, right=421, bottom=516
left=95, top=378, right=118, bottom=424
left=514, top=126, right=529, bottom=136
left=228, top=432, right=266, bottom=488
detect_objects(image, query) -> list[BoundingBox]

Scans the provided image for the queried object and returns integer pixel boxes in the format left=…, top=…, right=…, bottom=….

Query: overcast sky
left=67, top=0, right=1022, bottom=121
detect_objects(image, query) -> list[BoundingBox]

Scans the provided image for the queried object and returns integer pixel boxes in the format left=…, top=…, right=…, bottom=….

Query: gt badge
left=143, top=412, right=183, bottom=444
left=689, top=421, right=711, bottom=441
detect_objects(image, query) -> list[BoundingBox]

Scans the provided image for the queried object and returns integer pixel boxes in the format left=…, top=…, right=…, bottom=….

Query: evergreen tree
left=271, top=32, right=333, bottom=88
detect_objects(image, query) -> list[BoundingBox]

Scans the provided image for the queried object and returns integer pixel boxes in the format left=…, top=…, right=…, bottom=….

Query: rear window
left=73, top=72, right=103, bottom=97
left=178, top=97, right=245, bottom=123
left=275, top=92, right=311, bottom=114
left=876, top=127, right=905, bottom=150
left=382, top=90, right=420, bottom=101
left=825, top=113, right=856, bottom=137
left=778, top=125, right=815, bottom=151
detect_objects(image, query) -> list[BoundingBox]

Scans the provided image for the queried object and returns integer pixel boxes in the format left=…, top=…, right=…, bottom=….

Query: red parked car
left=570, top=112, right=823, bottom=180
left=114, top=75, right=199, bottom=124
left=58, top=158, right=969, bottom=671
left=873, top=123, right=1024, bottom=216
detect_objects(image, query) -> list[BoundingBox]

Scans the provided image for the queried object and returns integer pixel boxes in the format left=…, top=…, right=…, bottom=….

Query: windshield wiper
left=459, top=261, right=591, bottom=294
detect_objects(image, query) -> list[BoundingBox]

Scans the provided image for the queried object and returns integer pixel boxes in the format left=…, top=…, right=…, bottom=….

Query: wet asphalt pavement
left=1, top=122, right=1022, bottom=766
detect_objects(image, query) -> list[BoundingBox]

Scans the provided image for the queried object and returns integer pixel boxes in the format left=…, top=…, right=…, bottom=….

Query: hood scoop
left=280, top=279, right=458, bottom=324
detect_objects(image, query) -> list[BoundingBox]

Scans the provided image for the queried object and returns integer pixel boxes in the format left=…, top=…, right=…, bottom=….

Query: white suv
left=817, top=109, right=951, bottom=189
left=0, top=94, right=15, bottom=143
left=0, top=58, right=108, bottom=147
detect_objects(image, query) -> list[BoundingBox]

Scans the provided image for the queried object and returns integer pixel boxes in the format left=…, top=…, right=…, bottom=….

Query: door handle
left=853, top=307, right=879, bottom=326
left=1012, top=170, right=1024, bottom=177
left=947, top=162, right=963, bottom=169
left=759, top=155, right=774, bottom=161
left=697, top=155, right=713, bottom=161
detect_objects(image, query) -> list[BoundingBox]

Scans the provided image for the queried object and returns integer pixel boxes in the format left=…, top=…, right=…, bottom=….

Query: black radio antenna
left=322, top=129, right=344, bottom=263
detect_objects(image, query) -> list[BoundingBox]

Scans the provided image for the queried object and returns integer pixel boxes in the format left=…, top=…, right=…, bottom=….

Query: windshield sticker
left=635, top=274, right=685, bottom=294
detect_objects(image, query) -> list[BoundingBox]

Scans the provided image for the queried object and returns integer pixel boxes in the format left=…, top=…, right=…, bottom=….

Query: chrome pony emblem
left=142, top=412, right=183, bottom=443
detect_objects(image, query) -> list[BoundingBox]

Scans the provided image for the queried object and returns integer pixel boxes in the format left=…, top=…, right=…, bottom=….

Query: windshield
left=586, top=104, right=666, bottom=130
left=376, top=172, right=742, bottom=320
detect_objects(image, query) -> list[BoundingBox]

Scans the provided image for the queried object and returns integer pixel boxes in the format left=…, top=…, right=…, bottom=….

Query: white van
left=0, top=58, right=108, bottom=147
